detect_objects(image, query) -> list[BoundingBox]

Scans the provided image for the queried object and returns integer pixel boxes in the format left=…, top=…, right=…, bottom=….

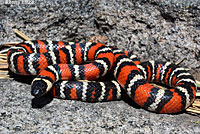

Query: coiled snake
left=7, top=40, right=197, bottom=113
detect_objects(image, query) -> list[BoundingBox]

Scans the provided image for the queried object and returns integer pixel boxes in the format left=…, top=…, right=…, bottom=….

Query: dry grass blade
left=0, top=74, right=11, bottom=79
left=151, top=83, right=167, bottom=90
left=0, top=48, right=10, bottom=54
left=13, top=29, right=31, bottom=41
left=186, top=108, right=200, bottom=114
left=0, top=56, right=7, bottom=60
left=0, top=54, right=7, bottom=56
left=0, top=64, right=8, bottom=69
left=2, top=42, right=20, bottom=45
left=193, top=103, right=200, bottom=107
left=0, top=42, right=20, bottom=47
left=0, top=60, right=7, bottom=63
left=0, top=71, right=8, bottom=76
left=0, top=55, right=7, bottom=60
left=176, top=58, right=185, bottom=65
left=0, top=70, right=9, bottom=73
left=193, top=100, right=200, bottom=105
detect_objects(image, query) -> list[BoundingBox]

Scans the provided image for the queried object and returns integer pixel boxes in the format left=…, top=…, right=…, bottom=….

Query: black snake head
left=31, top=80, right=48, bottom=97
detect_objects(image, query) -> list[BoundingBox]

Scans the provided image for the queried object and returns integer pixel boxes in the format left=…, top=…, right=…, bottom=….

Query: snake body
left=7, top=40, right=197, bottom=113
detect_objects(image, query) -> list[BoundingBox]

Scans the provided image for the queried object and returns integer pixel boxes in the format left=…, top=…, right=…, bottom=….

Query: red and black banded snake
left=7, top=40, right=197, bottom=113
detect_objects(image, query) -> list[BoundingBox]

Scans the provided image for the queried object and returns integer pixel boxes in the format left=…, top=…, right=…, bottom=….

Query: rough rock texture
left=0, top=0, right=200, bottom=133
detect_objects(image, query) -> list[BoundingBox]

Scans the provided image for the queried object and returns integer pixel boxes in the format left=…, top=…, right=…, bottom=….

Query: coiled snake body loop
left=7, top=40, right=197, bottom=113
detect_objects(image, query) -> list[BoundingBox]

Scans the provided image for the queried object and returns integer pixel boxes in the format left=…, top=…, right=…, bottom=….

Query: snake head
left=31, top=78, right=52, bottom=97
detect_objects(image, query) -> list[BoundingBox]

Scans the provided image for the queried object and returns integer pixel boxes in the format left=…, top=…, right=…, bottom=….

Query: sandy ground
left=0, top=0, right=200, bottom=133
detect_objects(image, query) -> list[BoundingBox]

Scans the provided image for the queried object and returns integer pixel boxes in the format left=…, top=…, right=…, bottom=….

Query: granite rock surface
left=0, top=0, right=200, bottom=133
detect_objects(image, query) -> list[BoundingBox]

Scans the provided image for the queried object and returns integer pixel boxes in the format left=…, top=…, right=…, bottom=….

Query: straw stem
left=13, top=29, right=31, bottom=41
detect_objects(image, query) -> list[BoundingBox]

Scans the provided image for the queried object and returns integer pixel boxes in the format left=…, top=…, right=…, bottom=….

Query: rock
left=0, top=0, right=199, bottom=133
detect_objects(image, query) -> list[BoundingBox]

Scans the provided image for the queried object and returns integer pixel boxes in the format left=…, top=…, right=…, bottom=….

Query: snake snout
left=31, top=80, right=48, bottom=97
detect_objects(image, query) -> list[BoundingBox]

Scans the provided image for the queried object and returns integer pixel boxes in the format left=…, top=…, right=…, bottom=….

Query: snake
left=7, top=40, right=197, bottom=113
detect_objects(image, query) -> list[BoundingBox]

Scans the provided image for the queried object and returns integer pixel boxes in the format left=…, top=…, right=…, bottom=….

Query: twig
left=0, top=60, right=7, bottom=63
left=2, top=42, right=20, bottom=45
left=0, top=54, right=7, bottom=56
left=193, top=103, right=200, bottom=107
left=0, top=75, right=11, bottom=79
left=0, top=64, right=8, bottom=69
left=13, top=29, right=31, bottom=41
left=186, top=108, right=200, bottom=114
left=0, top=48, right=10, bottom=54
left=0, top=57, right=7, bottom=60
left=0, top=54, right=7, bottom=57
left=151, top=83, right=167, bottom=90
left=0, top=70, right=8, bottom=75
left=176, top=58, right=185, bottom=65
